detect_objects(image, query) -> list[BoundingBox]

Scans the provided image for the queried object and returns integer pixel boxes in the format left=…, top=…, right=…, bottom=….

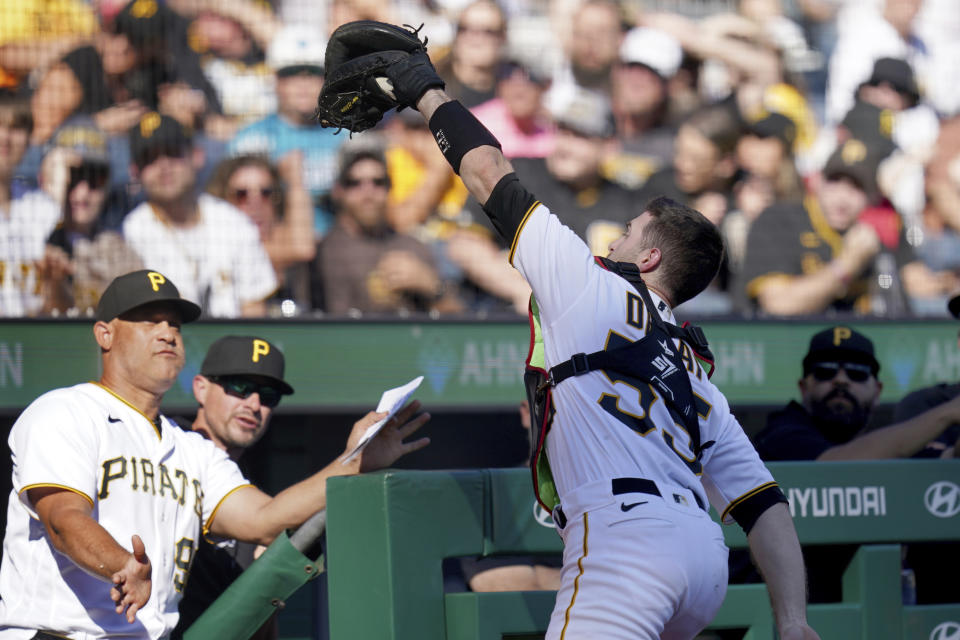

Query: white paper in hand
left=340, top=376, right=424, bottom=464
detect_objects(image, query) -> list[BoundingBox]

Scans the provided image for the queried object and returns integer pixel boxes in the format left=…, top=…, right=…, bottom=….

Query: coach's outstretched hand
left=345, top=400, right=431, bottom=472
left=111, top=534, right=152, bottom=623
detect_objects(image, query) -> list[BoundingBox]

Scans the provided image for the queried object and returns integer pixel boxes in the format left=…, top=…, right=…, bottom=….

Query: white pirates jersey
left=511, top=204, right=776, bottom=523
left=0, top=383, right=250, bottom=639
left=122, top=194, right=278, bottom=318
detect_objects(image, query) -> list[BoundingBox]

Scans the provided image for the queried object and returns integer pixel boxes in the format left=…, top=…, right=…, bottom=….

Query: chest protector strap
left=523, top=259, right=717, bottom=511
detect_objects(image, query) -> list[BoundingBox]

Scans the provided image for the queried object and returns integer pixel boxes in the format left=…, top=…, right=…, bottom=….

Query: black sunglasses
left=456, top=23, right=503, bottom=37
left=210, top=376, right=282, bottom=408
left=229, top=187, right=275, bottom=203
left=69, top=164, right=110, bottom=190
left=342, top=176, right=389, bottom=189
left=810, top=362, right=873, bottom=383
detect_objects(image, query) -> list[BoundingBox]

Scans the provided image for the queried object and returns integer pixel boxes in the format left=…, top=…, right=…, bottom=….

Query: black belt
left=612, top=477, right=707, bottom=512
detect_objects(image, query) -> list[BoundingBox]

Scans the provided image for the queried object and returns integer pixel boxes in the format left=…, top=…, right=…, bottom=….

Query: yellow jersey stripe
left=560, top=512, right=589, bottom=639
left=202, top=483, right=257, bottom=537
left=20, top=483, right=95, bottom=509
left=721, top=481, right=780, bottom=522
left=90, top=381, right=161, bottom=440
left=508, top=201, right=541, bottom=266
left=804, top=195, right=842, bottom=255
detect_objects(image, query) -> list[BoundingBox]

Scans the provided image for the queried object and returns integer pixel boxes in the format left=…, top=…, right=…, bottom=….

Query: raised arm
left=414, top=90, right=513, bottom=207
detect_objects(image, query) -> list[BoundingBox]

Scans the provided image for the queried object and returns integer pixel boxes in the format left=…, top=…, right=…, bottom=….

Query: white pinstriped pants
left=546, top=480, right=728, bottom=640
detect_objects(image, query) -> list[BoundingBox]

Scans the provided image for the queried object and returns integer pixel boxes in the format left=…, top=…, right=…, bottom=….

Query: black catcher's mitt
left=315, top=21, right=444, bottom=133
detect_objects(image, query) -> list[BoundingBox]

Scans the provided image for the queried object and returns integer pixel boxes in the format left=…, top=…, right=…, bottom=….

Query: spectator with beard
left=312, top=147, right=456, bottom=314
left=751, top=325, right=960, bottom=602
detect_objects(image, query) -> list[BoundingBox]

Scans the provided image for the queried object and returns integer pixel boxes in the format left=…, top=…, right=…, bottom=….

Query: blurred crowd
left=2, top=0, right=960, bottom=319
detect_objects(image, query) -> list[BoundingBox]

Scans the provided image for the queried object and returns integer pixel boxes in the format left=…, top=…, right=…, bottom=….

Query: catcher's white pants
left=546, top=479, right=729, bottom=640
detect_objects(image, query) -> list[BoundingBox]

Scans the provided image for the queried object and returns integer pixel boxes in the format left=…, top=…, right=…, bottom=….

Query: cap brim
left=116, top=297, right=202, bottom=323
left=949, top=293, right=960, bottom=319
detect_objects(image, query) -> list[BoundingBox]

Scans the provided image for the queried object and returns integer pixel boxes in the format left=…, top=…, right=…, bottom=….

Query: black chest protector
left=524, top=258, right=716, bottom=510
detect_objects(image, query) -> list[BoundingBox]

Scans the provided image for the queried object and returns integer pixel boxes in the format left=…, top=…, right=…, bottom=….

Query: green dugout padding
left=2, top=319, right=959, bottom=410
left=325, top=462, right=960, bottom=640
left=183, top=531, right=321, bottom=640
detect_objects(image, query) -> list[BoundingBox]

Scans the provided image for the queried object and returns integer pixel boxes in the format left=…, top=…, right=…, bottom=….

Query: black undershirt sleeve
left=730, top=484, right=788, bottom=535
left=481, top=173, right=538, bottom=246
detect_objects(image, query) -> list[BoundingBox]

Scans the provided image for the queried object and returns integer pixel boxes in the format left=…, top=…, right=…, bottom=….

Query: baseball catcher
left=317, top=20, right=820, bottom=640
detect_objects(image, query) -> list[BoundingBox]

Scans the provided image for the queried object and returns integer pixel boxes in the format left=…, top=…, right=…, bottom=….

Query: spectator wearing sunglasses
left=749, top=325, right=960, bottom=602
left=312, top=147, right=459, bottom=315
left=206, top=153, right=315, bottom=314
left=434, top=0, right=508, bottom=109
left=38, top=118, right=143, bottom=315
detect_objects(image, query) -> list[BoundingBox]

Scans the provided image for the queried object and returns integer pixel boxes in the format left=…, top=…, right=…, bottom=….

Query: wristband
left=428, top=101, right=501, bottom=175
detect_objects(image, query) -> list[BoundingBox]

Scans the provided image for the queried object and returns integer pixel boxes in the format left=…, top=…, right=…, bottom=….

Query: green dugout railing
left=323, top=462, right=960, bottom=640
left=2, top=319, right=958, bottom=411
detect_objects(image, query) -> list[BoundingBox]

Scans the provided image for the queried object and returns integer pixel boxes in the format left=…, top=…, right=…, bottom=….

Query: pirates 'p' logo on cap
left=140, top=112, right=162, bottom=139
left=147, top=271, right=165, bottom=292
left=252, top=339, right=270, bottom=363
left=832, top=326, right=852, bottom=346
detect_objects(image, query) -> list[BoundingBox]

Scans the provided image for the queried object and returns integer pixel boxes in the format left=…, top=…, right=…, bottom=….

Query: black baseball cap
left=112, top=0, right=175, bottom=49
left=96, top=269, right=202, bottom=322
left=802, top=326, right=880, bottom=376
left=748, top=112, right=797, bottom=149
left=129, top=112, right=192, bottom=169
left=823, top=138, right=884, bottom=202
left=839, top=101, right=897, bottom=163
left=200, top=336, right=294, bottom=395
left=862, top=57, right=920, bottom=107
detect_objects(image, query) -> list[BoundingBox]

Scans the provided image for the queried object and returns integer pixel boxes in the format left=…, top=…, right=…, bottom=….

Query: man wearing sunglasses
left=0, top=270, right=430, bottom=639
left=172, top=335, right=297, bottom=638
left=753, top=325, right=960, bottom=602
left=756, top=324, right=960, bottom=464
left=313, top=147, right=455, bottom=314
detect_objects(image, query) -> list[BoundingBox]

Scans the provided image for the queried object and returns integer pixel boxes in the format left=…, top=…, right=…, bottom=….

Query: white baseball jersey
left=0, top=382, right=250, bottom=639
left=508, top=198, right=779, bottom=639
left=0, top=190, right=61, bottom=317
left=513, top=204, right=776, bottom=515
left=122, top=194, right=277, bottom=317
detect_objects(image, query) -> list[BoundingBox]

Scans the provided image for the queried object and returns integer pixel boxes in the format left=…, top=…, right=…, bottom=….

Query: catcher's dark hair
left=640, top=196, right=724, bottom=306
left=0, top=94, right=33, bottom=134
